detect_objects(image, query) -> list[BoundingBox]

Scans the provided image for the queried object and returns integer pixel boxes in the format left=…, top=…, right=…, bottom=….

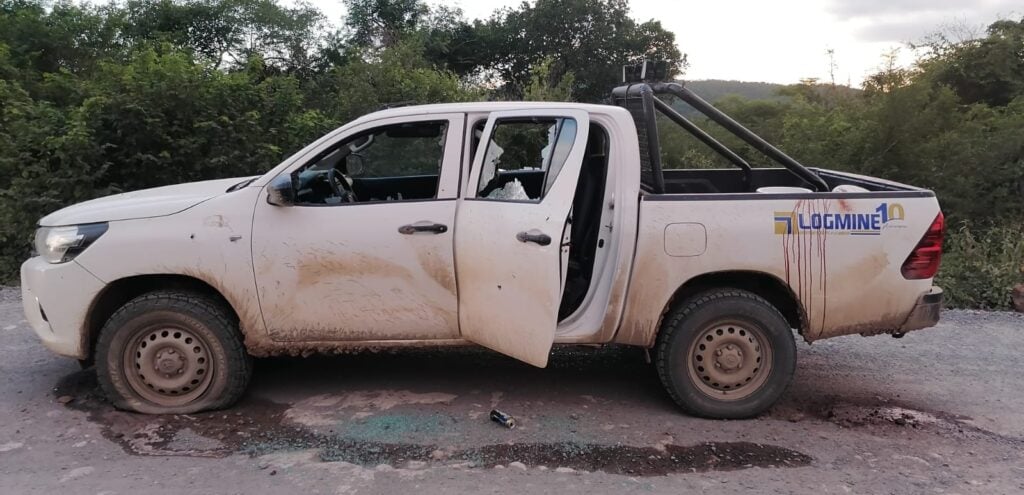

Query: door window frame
left=464, top=109, right=591, bottom=205
left=273, top=113, right=465, bottom=206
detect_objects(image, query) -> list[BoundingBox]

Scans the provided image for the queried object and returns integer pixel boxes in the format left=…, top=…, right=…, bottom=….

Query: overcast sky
left=309, top=0, right=1020, bottom=86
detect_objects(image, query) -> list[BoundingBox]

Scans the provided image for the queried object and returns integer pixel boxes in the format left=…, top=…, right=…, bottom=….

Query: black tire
left=95, top=290, right=252, bottom=414
left=655, top=289, right=796, bottom=419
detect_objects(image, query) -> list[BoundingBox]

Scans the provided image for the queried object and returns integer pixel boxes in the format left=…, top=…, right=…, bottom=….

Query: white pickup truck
left=22, top=76, right=944, bottom=418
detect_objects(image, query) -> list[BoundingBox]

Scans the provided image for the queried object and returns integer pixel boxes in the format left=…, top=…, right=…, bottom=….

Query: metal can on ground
left=490, top=409, right=516, bottom=429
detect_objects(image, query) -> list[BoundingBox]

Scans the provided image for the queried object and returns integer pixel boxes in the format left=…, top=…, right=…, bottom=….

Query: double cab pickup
left=22, top=78, right=944, bottom=417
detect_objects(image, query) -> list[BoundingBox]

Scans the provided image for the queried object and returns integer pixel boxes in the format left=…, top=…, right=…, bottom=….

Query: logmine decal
left=774, top=202, right=906, bottom=236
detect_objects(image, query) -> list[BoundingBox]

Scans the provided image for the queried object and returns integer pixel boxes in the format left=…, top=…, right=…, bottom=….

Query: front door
left=455, top=109, right=591, bottom=367
left=252, top=114, right=465, bottom=342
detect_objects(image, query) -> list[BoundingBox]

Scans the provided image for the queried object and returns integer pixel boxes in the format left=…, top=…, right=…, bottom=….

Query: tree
left=343, top=0, right=427, bottom=49
left=0, top=0, right=123, bottom=81
left=471, top=0, right=685, bottom=101
left=523, top=57, right=574, bottom=101
left=313, top=40, right=479, bottom=121
left=863, top=50, right=913, bottom=94
left=121, top=0, right=328, bottom=72
left=918, top=18, right=1024, bottom=106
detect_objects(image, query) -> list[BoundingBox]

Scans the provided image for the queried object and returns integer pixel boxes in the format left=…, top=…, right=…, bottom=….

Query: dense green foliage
left=938, top=223, right=1023, bottom=309
left=683, top=80, right=786, bottom=102
left=0, top=0, right=1020, bottom=308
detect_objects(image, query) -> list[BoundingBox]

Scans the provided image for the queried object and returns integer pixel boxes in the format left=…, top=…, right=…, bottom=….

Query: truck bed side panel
left=614, top=193, right=940, bottom=347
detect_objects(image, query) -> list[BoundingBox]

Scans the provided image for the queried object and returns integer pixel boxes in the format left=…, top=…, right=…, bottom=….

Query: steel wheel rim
left=123, top=325, right=214, bottom=407
left=686, top=319, right=773, bottom=401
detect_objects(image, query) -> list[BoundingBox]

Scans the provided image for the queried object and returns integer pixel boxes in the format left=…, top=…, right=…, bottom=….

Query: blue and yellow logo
left=774, top=202, right=905, bottom=236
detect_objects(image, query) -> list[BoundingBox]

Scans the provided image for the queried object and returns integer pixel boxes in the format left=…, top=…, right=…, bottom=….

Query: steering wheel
left=327, top=168, right=357, bottom=203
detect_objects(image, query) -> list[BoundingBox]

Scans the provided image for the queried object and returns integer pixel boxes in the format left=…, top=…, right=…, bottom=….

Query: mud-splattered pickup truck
left=22, top=69, right=945, bottom=418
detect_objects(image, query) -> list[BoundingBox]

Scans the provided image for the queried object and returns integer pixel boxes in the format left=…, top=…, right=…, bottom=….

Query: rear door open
left=454, top=109, right=590, bottom=367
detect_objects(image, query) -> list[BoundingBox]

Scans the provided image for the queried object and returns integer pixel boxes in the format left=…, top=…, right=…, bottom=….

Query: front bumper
left=898, top=286, right=943, bottom=334
left=20, top=257, right=106, bottom=359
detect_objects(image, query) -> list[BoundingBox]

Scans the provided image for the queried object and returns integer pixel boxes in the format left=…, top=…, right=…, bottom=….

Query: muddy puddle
left=771, top=396, right=1024, bottom=446
left=456, top=442, right=810, bottom=474
left=55, top=369, right=811, bottom=476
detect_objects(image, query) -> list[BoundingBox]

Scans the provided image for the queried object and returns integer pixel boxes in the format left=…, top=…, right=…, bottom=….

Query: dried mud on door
left=455, top=109, right=592, bottom=367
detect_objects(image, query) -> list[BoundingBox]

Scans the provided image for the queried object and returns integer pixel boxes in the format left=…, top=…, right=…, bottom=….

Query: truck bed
left=614, top=174, right=941, bottom=348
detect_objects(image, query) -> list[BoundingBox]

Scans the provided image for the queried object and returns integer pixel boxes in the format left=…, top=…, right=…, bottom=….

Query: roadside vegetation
left=0, top=0, right=1020, bottom=308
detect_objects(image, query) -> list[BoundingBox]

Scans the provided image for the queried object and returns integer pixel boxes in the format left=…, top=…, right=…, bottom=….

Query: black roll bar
left=638, top=85, right=666, bottom=194
left=612, top=83, right=666, bottom=193
left=649, top=96, right=753, bottom=181
left=650, top=82, right=830, bottom=192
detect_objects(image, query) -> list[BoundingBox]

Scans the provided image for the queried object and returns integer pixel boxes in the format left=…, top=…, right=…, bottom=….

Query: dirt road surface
left=1, top=288, right=1022, bottom=494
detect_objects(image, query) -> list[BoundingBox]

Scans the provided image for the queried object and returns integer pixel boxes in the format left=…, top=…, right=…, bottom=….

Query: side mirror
left=266, top=175, right=295, bottom=206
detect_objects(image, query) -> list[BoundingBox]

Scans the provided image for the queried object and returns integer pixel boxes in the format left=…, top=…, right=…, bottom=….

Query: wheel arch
left=661, top=270, right=807, bottom=339
left=82, top=274, right=238, bottom=362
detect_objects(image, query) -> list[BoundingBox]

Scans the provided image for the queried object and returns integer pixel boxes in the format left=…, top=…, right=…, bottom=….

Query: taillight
left=901, top=212, right=944, bottom=279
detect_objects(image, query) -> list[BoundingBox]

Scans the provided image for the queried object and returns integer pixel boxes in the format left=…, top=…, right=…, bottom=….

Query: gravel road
left=0, top=289, right=1021, bottom=494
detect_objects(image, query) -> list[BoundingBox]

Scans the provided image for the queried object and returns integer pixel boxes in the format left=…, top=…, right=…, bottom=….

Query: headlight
left=33, top=223, right=109, bottom=264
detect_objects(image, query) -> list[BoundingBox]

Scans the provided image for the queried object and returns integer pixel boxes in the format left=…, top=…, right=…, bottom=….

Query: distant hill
left=682, top=79, right=787, bottom=102
left=662, top=79, right=860, bottom=118
left=663, top=80, right=788, bottom=118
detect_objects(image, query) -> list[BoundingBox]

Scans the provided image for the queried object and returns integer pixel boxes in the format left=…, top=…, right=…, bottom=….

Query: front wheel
left=655, top=289, right=796, bottom=419
left=95, top=291, right=252, bottom=414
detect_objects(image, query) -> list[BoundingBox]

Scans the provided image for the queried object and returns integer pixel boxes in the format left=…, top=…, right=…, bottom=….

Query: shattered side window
left=475, top=118, right=577, bottom=202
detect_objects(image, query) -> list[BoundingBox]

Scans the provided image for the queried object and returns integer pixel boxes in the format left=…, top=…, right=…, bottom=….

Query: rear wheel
left=655, top=289, right=796, bottom=419
left=95, top=291, right=251, bottom=414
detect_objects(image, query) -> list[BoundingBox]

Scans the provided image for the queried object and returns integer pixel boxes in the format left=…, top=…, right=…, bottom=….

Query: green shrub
left=937, top=223, right=1024, bottom=309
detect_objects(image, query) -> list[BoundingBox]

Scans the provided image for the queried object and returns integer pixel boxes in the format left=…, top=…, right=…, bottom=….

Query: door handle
left=516, top=231, right=552, bottom=246
left=398, top=223, right=448, bottom=235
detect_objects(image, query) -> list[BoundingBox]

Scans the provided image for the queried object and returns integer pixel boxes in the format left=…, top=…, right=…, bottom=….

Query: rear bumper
left=898, top=286, right=943, bottom=333
left=20, top=257, right=106, bottom=359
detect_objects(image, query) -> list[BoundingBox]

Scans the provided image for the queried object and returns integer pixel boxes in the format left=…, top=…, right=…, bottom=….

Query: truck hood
left=40, top=177, right=258, bottom=226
